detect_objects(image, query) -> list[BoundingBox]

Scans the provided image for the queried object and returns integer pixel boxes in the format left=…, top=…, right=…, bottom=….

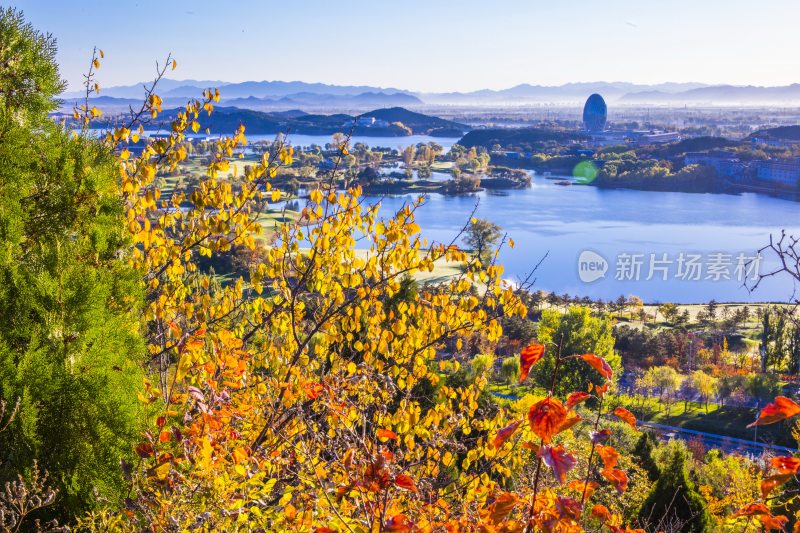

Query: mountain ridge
left=62, top=79, right=800, bottom=107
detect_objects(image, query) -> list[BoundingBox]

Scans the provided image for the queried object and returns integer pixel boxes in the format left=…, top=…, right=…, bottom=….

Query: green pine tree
left=633, top=432, right=660, bottom=482
left=637, top=446, right=713, bottom=533
left=0, top=7, right=145, bottom=519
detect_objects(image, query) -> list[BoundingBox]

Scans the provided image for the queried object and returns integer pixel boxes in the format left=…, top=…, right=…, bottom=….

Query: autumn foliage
left=80, top=71, right=800, bottom=532
left=4, top=14, right=800, bottom=530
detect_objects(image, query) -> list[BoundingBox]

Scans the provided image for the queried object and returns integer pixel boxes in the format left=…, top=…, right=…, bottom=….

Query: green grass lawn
left=617, top=394, right=793, bottom=446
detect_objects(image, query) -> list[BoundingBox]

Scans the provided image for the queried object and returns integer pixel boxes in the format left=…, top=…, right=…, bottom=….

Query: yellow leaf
left=171, top=59, right=177, bottom=71
left=153, top=462, right=170, bottom=480
left=93, top=58, right=100, bottom=69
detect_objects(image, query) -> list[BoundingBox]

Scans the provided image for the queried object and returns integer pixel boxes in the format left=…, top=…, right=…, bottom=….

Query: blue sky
left=10, top=0, right=800, bottom=92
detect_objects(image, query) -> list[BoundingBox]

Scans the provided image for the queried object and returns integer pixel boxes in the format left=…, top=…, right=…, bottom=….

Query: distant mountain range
left=153, top=106, right=467, bottom=137
left=59, top=79, right=800, bottom=111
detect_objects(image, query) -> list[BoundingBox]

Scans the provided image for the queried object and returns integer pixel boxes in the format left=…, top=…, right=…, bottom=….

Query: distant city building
left=632, top=131, right=681, bottom=144
left=684, top=151, right=742, bottom=179
left=582, top=93, right=607, bottom=133
left=756, top=158, right=800, bottom=188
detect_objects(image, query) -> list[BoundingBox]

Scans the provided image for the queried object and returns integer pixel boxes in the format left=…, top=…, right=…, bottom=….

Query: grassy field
left=617, top=394, right=791, bottom=446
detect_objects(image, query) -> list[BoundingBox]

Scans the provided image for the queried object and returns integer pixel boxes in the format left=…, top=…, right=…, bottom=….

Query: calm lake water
left=228, top=133, right=459, bottom=152
left=362, top=178, right=800, bottom=303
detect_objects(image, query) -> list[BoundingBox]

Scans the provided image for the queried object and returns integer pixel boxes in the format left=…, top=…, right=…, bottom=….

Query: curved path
left=640, top=421, right=797, bottom=456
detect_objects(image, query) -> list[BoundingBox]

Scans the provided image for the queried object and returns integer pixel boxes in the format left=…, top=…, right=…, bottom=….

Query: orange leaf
left=158, top=430, right=171, bottom=442
left=538, top=444, right=578, bottom=484
left=519, top=343, right=545, bottom=383
left=557, top=413, right=583, bottom=433
left=493, top=420, right=522, bottom=449
left=303, top=382, right=324, bottom=399
left=579, top=353, right=613, bottom=380
left=760, top=514, right=788, bottom=531
left=555, top=496, right=581, bottom=520
left=384, top=514, right=413, bottom=532
left=748, top=396, right=800, bottom=427
left=568, top=480, right=599, bottom=500
left=594, top=382, right=610, bottom=397
left=489, top=492, right=518, bottom=524
left=377, top=429, right=398, bottom=441
left=527, top=397, right=568, bottom=443
left=566, top=391, right=591, bottom=409
left=613, top=407, right=637, bottom=430
left=733, top=503, right=771, bottom=517
left=284, top=503, right=298, bottom=521
left=522, top=441, right=540, bottom=452
left=761, top=474, right=793, bottom=499
left=601, top=467, right=629, bottom=493
left=394, top=474, right=418, bottom=492
left=591, top=504, right=612, bottom=522
left=595, top=445, right=619, bottom=469
left=772, top=456, right=800, bottom=474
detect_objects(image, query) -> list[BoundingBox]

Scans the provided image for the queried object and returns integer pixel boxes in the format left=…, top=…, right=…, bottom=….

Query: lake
left=360, top=177, right=800, bottom=303
left=250, top=133, right=461, bottom=152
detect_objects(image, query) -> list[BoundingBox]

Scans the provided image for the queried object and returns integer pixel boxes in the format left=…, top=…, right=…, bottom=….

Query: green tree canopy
left=0, top=8, right=144, bottom=519
left=531, top=306, right=621, bottom=395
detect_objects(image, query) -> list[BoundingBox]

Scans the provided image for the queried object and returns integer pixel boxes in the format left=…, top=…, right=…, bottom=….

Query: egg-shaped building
left=582, top=93, right=607, bottom=133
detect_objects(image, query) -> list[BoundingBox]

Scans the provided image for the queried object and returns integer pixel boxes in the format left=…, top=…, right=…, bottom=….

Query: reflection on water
left=361, top=177, right=800, bottom=303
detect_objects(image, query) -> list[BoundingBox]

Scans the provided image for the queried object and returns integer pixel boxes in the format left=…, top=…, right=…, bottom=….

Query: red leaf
left=555, top=496, right=582, bottom=520
left=527, top=397, right=568, bottom=443
left=590, top=429, right=612, bottom=443
left=760, top=514, right=789, bottom=531
left=733, top=503, right=771, bottom=517
left=579, top=353, right=613, bottom=380
left=568, top=480, right=599, bottom=500
left=489, top=492, right=518, bottom=524
left=566, top=391, right=591, bottom=409
left=591, top=504, right=612, bottom=522
left=493, top=420, right=522, bottom=449
left=376, top=428, right=398, bottom=441
left=303, top=382, right=324, bottom=399
left=601, top=467, right=629, bottom=494
left=557, top=413, right=583, bottom=433
left=314, top=529, right=336, bottom=533
left=519, top=343, right=545, bottom=383
left=394, top=474, right=418, bottom=492
left=522, top=441, right=540, bottom=452
left=384, top=514, right=413, bottom=532
left=594, top=382, right=610, bottom=397
left=538, top=444, right=578, bottom=484
left=135, top=442, right=154, bottom=458
left=761, top=474, right=793, bottom=499
left=772, top=456, right=800, bottom=474
left=595, top=445, right=619, bottom=469
left=613, top=407, right=637, bottom=430
left=748, top=396, right=800, bottom=427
